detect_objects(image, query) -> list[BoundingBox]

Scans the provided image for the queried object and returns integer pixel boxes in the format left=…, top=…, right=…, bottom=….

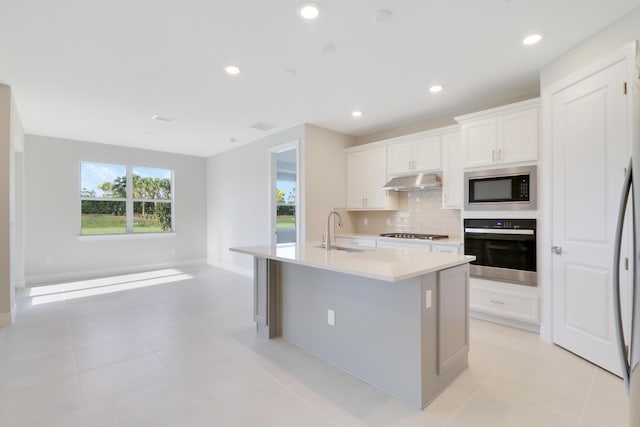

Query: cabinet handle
left=498, top=149, right=502, bottom=160
left=490, top=299, right=505, bottom=305
left=444, top=193, right=447, bottom=204
left=365, top=197, right=368, bottom=207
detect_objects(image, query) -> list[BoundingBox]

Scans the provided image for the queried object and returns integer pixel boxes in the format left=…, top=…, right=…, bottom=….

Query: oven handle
left=464, top=228, right=534, bottom=235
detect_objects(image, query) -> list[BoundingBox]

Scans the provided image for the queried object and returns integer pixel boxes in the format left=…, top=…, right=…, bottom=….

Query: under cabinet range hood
left=382, top=173, right=441, bottom=191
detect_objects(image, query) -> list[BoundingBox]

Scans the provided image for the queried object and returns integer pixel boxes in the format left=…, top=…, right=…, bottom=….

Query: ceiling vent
left=152, top=115, right=174, bottom=122
left=250, top=121, right=276, bottom=131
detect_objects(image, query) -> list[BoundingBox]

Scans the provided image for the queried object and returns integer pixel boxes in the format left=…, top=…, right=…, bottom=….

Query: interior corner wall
left=540, top=6, right=640, bottom=90
left=303, top=124, right=355, bottom=242
left=24, top=135, right=207, bottom=284
left=0, top=84, right=13, bottom=325
left=206, top=125, right=305, bottom=276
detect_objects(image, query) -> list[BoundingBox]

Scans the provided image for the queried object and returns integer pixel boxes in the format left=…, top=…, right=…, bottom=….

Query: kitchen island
left=229, top=243, right=474, bottom=409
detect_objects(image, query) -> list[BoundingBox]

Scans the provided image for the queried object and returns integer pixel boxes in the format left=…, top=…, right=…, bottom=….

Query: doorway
left=270, top=142, right=299, bottom=245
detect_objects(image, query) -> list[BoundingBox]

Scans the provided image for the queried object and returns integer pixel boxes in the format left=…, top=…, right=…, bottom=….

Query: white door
left=551, top=58, right=629, bottom=375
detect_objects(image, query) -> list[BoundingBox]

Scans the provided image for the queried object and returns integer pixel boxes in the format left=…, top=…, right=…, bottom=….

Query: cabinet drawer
left=432, top=244, right=460, bottom=254
left=470, top=286, right=539, bottom=324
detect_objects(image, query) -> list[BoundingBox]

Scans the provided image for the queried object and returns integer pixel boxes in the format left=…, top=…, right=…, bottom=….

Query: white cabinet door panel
left=462, top=118, right=496, bottom=167
left=498, top=108, right=538, bottom=164
left=414, top=136, right=441, bottom=172
left=346, top=151, right=366, bottom=208
left=387, top=142, right=413, bottom=176
left=366, top=147, right=388, bottom=208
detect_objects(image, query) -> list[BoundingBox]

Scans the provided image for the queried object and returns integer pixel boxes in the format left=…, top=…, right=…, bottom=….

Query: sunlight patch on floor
left=26, top=269, right=193, bottom=305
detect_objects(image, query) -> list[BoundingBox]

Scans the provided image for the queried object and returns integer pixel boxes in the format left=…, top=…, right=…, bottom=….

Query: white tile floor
left=0, top=265, right=630, bottom=426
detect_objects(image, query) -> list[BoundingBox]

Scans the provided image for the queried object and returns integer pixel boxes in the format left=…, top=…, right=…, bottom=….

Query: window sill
left=78, top=232, right=176, bottom=241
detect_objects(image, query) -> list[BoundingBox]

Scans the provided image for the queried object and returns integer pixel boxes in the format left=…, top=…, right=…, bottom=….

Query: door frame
left=540, top=41, right=637, bottom=343
left=269, top=140, right=301, bottom=246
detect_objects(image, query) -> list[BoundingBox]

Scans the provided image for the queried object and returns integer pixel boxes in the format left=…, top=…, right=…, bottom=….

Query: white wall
left=206, top=125, right=305, bottom=276
left=24, top=135, right=207, bottom=284
left=12, top=96, right=25, bottom=290
left=303, top=124, right=354, bottom=242
left=0, top=85, right=12, bottom=324
left=0, top=84, right=22, bottom=326
left=206, top=124, right=354, bottom=276
left=541, top=7, right=640, bottom=90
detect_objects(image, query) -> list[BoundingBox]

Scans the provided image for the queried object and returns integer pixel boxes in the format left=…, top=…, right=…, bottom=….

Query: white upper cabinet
left=346, top=146, right=388, bottom=209
left=441, top=132, right=462, bottom=209
left=457, top=99, right=539, bottom=169
left=387, top=136, right=441, bottom=176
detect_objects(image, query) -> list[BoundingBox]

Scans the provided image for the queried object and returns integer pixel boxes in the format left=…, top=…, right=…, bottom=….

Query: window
left=80, top=162, right=173, bottom=235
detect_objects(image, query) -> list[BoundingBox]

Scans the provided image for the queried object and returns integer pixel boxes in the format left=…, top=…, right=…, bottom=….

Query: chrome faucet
left=325, top=211, right=343, bottom=251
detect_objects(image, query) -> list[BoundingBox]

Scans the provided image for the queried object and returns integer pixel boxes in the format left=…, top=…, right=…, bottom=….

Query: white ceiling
left=1, top=0, right=639, bottom=157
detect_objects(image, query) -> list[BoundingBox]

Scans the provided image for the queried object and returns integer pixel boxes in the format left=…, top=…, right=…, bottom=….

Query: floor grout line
left=577, top=366, right=597, bottom=426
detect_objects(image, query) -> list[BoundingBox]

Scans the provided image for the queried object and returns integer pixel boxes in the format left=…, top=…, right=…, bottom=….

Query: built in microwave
left=464, top=165, right=537, bottom=210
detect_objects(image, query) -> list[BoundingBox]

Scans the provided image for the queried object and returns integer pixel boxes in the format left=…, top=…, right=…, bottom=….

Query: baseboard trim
left=207, top=258, right=253, bottom=278
left=25, top=259, right=208, bottom=286
left=470, top=310, right=541, bottom=334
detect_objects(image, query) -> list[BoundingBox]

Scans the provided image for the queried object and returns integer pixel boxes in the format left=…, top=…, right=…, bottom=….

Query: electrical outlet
left=425, top=290, right=432, bottom=309
left=386, top=218, right=392, bottom=226
left=363, top=218, right=368, bottom=226
left=45, top=256, right=52, bottom=265
left=327, top=309, right=335, bottom=326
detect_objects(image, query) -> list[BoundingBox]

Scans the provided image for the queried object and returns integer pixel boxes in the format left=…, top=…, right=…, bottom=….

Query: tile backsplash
left=337, top=189, right=462, bottom=238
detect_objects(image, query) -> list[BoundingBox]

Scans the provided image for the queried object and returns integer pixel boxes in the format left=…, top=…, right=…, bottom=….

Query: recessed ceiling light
left=297, top=2, right=320, bottom=20
left=429, top=85, right=443, bottom=93
left=318, top=43, right=335, bottom=54
left=229, top=138, right=237, bottom=143
left=352, top=110, right=363, bottom=118
left=225, top=65, right=240, bottom=75
left=522, top=34, right=542, bottom=45
left=284, top=68, right=297, bottom=76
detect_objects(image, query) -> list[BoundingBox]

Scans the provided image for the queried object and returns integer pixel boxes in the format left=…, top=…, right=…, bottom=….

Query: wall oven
left=464, top=218, right=537, bottom=286
left=464, top=165, right=536, bottom=210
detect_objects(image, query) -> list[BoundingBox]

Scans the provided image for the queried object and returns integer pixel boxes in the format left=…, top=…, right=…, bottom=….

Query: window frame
left=80, top=162, right=175, bottom=236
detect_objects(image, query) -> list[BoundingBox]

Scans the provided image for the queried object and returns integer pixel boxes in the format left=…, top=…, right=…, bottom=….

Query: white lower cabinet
left=334, top=236, right=377, bottom=248
left=377, top=239, right=431, bottom=251
left=469, top=278, right=540, bottom=325
left=377, top=239, right=462, bottom=254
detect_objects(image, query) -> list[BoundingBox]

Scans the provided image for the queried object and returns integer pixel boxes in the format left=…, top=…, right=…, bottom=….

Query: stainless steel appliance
left=379, top=232, right=448, bottom=240
left=613, top=156, right=640, bottom=424
left=464, top=165, right=536, bottom=210
left=464, top=218, right=536, bottom=286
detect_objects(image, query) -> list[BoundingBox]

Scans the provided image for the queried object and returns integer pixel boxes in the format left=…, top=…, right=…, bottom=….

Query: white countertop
left=230, top=243, right=474, bottom=282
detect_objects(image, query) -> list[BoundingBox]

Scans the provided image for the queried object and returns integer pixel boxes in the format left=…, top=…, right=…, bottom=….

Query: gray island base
left=230, top=243, right=473, bottom=409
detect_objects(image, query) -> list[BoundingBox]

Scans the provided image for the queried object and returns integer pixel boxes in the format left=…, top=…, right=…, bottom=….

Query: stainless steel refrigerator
left=614, top=56, right=640, bottom=427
